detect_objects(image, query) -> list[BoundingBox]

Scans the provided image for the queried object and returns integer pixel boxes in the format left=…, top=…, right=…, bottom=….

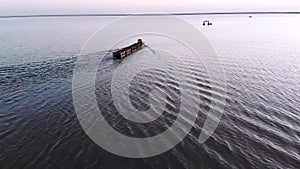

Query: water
left=0, top=15, right=300, bottom=169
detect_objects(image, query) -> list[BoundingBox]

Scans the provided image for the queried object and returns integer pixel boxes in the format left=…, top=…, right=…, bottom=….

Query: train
left=113, top=39, right=145, bottom=59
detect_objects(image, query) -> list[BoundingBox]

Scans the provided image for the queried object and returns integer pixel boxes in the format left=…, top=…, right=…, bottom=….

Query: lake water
left=0, top=15, right=299, bottom=169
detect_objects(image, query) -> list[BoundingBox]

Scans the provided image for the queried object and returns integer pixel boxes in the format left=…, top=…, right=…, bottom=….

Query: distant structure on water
left=203, top=20, right=212, bottom=26
left=113, top=39, right=144, bottom=59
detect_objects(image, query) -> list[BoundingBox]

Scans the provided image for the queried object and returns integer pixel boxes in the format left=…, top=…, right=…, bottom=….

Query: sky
left=1, top=0, right=300, bottom=15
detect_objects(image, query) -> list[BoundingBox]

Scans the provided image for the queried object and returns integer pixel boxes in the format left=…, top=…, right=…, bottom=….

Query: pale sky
left=1, top=0, right=300, bottom=15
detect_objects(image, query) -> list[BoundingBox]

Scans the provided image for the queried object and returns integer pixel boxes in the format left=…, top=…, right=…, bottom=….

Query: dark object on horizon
left=249, top=16, right=253, bottom=18
left=113, top=39, right=145, bottom=59
left=203, top=20, right=212, bottom=26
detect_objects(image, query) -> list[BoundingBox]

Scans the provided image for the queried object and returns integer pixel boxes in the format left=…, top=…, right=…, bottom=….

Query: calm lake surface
left=0, top=15, right=299, bottom=169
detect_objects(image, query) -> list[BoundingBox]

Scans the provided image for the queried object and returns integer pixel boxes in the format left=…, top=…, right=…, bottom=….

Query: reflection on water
left=0, top=15, right=300, bottom=169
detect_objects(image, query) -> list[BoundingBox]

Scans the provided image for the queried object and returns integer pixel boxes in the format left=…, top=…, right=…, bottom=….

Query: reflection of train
left=113, top=39, right=145, bottom=59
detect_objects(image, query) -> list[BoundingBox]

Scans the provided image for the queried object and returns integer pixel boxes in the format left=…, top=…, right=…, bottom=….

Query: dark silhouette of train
left=113, top=39, right=144, bottom=59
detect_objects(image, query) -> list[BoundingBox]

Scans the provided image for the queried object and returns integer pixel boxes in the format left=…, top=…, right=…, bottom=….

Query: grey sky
left=1, top=0, right=300, bottom=15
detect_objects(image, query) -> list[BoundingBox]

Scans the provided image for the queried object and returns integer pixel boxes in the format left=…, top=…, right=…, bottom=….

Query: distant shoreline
left=1, top=12, right=300, bottom=18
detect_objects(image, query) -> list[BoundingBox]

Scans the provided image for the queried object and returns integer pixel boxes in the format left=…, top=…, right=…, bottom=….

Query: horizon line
left=1, top=11, right=300, bottom=18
